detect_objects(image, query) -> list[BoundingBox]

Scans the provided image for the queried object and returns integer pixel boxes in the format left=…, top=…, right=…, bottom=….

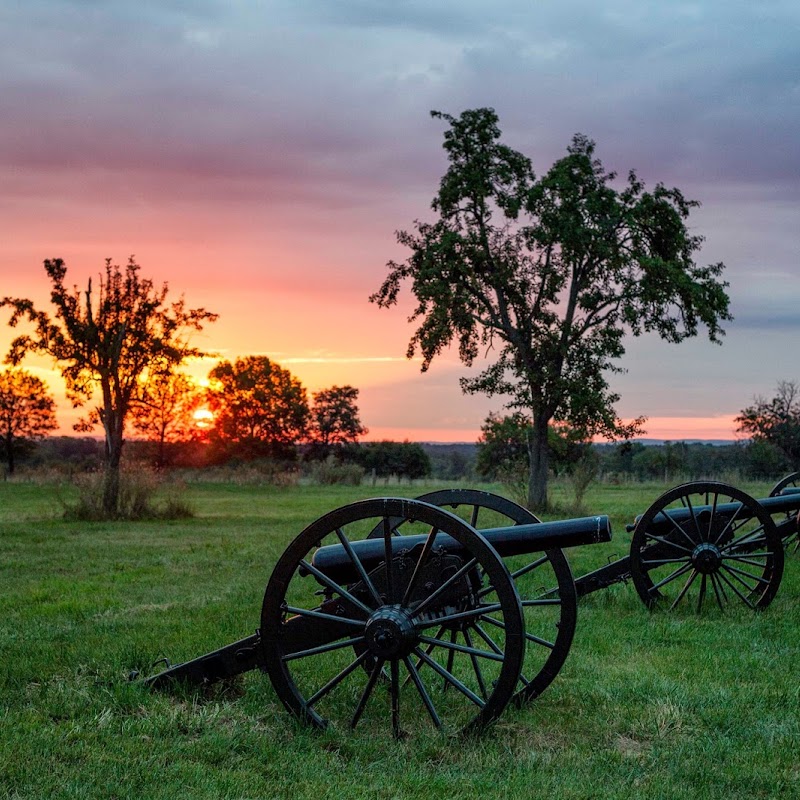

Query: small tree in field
left=372, top=108, right=731, bottom=509
left=310, top=385, right=368, bottom=449
left=2, top=257, right=217, bottom=515
left=0, top=368, right=57, bottom=474
left=736, top=380, right=800, bottom=469
left=131, top=368, right=204, bottom=468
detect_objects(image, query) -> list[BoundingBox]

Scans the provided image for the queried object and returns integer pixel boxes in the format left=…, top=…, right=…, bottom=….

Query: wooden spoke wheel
left=630, top=482, right=784, bottom=612
left=769, top=472, right=800, bottom=553
left=408, top=490, right=577, bottom=706
left=260, top=498, right=525, bottom=737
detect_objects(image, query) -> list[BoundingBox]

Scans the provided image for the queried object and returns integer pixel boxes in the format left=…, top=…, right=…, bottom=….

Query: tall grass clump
left=62, top=467, right=194, bottom=521
left=308, top=456, right=365, bottom=486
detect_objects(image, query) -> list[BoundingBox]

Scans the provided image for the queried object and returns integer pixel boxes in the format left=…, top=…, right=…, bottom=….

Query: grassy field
left=1, top=478, right=798, bottom=799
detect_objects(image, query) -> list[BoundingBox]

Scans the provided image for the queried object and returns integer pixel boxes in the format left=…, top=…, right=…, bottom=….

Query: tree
left=0, top=368, right=57, bottom=474
left=131, top=368, right=204, bottom=468
left=735, top=380, right=800, bottom=469
left=2, top=257, right=217, bottom=515
left=309, top=385, right=368, bottom=449
left=206, top=356, right=309, bottom=460
left=372, top=108, right=731, bottom=508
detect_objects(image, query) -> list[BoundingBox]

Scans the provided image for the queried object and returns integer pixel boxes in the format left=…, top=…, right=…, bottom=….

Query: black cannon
left=574, top=478, right=800, bottom=612
left=146, top=491, right=610, bottom=736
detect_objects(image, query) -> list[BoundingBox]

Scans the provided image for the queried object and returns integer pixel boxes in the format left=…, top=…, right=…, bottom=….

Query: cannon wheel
left=629, top=482, right=784, bottom=612
left=408, top=490, right=577, bottom=706
left=260, top=498, right=525, bottom=737
left=769, top=472, right=800, bottom=553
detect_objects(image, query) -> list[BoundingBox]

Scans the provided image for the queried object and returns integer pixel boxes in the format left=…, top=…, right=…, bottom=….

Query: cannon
left=146, top=491, right=610, bottom=736
left=573, top=479, right=800, bottom=612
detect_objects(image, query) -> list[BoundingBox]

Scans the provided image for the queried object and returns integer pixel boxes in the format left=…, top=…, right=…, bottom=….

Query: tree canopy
left=206, top=356, right=309, bottom=460
left=2, top=257, right=217, bottom=515
left=309, top=385, right=368, bottom=448
left=735, top=380, right=800, bottom=469
left=372, top=108, right=732, bottom=508
left=0, top=368, right=57, bottom=474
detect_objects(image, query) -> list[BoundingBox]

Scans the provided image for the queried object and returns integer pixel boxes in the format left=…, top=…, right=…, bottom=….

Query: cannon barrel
left=627, top=491, right=800, bottom=533
left=310, top=514, right=611, bottom=584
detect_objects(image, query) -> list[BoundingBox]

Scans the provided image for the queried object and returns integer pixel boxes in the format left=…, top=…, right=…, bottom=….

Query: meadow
left=1, top=478, right=798, bottom=799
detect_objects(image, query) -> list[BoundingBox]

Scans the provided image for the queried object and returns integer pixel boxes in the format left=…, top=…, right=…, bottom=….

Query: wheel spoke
left=716, top=569, right=756, bottom=609
left=469, top=504, right=479, bottom=528
left=711, top=501, right=745, bottom=546
left=335, top=527, right=383, bottom=608
left=709, top=572, right=726, bottom=611
left=350, top=657, right=385, bottom=729
left=644, top=534, right=694, bottom=556
left=660, top=511, right=700, bottom=549
left=284, top=605, right=366, bottom=629
left=401, top=525, right=440, bottom=606
left=383, top=517, right=396, bottom=604
left=298, top=559, right=373, bottom=617
left=402, top=656, right=441, bottom=729
left=416, top=603, right=503, bottom=629
left=418, top=634, right=506, bottom=662
left=282, top=635, right=366, bottom=662
left=413, top=647, right=486, bottom=708
left=722, top=563, right=770, bottom=587
left=641, top=556, right=692, bottom=566
left=668, top=568, right=699, bottom=610
left=472, top=622, right=504, bottom=655
left=723, top=552, right=773, bottom=566
left=707, top=492, right=720, bottom=543
left=463, top=627, right=489, bottom=700
left=307, top=651, right=371, bottom=707
left=696, top=573, right=707, bottom=613
left=649, top=561, right=693, bottom=593
left=390, top=659, right=401, bottom=738
left=720, top=564, right=760, bottom=595
left=411, top=558, right=479, bottom=617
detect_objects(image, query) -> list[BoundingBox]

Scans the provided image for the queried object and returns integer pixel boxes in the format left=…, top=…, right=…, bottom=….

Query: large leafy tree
left=0, top=368, right=58, bottom=474
left=310, top=385, right=368, bottom=447
left=207, top=356, right=309, bottom=459
left=372, top=108, right=732, bottom=508
left=2, top=257, right=217, bottom=515
left=735, top=380, right=800, bottom=469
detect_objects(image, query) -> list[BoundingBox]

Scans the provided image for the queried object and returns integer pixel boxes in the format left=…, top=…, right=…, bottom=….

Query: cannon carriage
left=145, top=477, right=800, bottom=736
left=574, top=476, right=800, bottom=611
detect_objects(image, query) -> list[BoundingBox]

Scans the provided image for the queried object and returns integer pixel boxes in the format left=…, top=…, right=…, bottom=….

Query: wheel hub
left=691, top=542, right=722, bottom=574
left=364, top=606, right=417, bottom=658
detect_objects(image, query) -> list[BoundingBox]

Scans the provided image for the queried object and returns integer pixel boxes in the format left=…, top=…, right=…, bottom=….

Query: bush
left=309, top=457, right=365, bottom=486
left=62, top=468, right=194, bottom=521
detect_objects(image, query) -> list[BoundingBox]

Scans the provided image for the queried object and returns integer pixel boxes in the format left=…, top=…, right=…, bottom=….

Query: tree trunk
left=102, top=415, right=125, bottom=518
left=5, top=432, right=14, bottom=475
left=526, top=416, right=550, bottom=511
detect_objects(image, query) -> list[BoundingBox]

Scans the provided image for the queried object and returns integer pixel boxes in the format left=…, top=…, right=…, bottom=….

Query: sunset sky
left=1, top=1, right=798, bottom=443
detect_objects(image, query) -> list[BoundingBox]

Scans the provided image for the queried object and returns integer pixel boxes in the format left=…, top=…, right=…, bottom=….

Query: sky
left=1, top=0, right=798, bottom=443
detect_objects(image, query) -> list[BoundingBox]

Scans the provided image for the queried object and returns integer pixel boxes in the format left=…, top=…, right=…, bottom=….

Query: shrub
left=62, top=468, right=194, bottom=521
left=309, top=457, right=365, bottom=486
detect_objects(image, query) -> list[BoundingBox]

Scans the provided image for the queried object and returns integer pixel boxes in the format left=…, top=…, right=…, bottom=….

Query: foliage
left=1, top=257, right=216, bottom=515
left=309, top=385, right=368, bottom=449
left=735, top=380, right=800, bottom=468
left=0, top=368, right=57, bottom=474
left=62, top=467, right=194, bottom=521
left=131, top=368, right=204, bottom=468
left=206, top=356, right=309, bottom=461
left=308, top=455, right=365, bottom=486
left=476, top=413, right=591, bottom=482
left=343, top=440, right=431, bottom=481
left=372, top=108, right=732, bottom=508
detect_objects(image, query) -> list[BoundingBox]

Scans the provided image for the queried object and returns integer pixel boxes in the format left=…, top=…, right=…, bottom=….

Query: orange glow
left=192, top=408, right=214, bottom=430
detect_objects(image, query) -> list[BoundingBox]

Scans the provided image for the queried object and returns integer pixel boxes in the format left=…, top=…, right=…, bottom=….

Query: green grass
left=1, top=479, right=798, bottom=799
